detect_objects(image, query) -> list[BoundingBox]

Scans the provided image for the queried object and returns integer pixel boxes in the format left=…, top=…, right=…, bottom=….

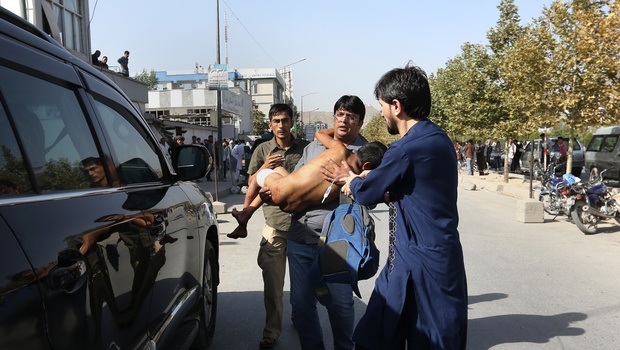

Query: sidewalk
left=459, top=170, right=539, bottom=200
left=194, top=176, right=240, bottom=208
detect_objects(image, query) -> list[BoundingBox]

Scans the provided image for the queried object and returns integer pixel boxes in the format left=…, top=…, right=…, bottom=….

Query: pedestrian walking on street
left=244, top=104, right=309, bottom=349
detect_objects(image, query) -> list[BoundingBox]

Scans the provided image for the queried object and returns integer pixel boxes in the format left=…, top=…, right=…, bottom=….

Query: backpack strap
left=310, top=207, right=338, bottom=306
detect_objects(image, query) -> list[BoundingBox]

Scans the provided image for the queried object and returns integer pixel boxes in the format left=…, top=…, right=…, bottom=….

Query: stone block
left=515, top=199, right=544, bottom=223
left=212, top=201, right=227, bottom=215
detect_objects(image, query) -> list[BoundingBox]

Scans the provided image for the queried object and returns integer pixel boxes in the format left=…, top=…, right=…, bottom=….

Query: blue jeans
left=466, top=157, right=473, bottom=175
left=288, top=240, right=354, bottom=350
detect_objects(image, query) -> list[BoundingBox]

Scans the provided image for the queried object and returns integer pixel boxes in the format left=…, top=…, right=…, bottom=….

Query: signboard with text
left=208, top=64, right=229, bottom=90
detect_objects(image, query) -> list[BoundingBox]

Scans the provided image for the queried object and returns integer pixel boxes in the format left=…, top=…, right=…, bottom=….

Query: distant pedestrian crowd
left=455, top=137, right=524, bottom=176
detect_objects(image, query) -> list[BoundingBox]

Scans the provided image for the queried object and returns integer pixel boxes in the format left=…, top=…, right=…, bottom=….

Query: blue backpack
left=310, top=202, right=380, bottom=305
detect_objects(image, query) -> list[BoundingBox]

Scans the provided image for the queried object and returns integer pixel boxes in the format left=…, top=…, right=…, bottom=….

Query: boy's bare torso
left=267, top=143, right=351, bottom=213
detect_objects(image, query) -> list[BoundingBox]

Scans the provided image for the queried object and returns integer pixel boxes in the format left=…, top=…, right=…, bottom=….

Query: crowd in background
left=454, top=137, right=524, bottom=176
left=159, top=133, right=274, bottom=184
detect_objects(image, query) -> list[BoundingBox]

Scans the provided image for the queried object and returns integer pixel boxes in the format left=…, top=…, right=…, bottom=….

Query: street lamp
left=308, top=107, right=319, bottom=124
left=300, top=91, right=316, bottom=128
left=281, top=57, right=306, bottom=102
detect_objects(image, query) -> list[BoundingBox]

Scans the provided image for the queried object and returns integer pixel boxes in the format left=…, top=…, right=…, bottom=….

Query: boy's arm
left=315, top=128, right=341, bottom=150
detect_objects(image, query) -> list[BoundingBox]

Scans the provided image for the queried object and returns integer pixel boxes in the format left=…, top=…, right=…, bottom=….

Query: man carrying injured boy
left=227, top=128, right=386, bottom=240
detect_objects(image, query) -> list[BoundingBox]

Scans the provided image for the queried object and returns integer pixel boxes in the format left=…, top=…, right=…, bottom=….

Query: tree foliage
left=134, top=69, right=158, bottom=90
left=360, top=113, right=400, bottom=146
left=252, top=109, right=269, bottom=135
left=501, top=0, right=620, bottom=171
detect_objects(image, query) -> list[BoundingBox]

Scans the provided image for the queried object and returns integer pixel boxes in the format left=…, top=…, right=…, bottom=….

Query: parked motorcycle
left=537, top=163, right=579, bottom=217
left=570, top=168, right=620, bottom=235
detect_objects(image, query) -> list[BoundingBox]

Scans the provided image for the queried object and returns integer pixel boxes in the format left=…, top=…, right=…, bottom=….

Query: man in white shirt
left=231, top=140, right=245, bottom=182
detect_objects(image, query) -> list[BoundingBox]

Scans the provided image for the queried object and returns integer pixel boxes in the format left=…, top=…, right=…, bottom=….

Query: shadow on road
left=468, top=293, right=508, bottom=306
left=468, top=312, right=587, bottom=349
left=210, top=290, right=371, bottom=350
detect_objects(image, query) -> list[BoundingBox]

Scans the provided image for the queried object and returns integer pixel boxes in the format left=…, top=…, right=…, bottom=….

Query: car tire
left=192, top=240, right=218, bottom=348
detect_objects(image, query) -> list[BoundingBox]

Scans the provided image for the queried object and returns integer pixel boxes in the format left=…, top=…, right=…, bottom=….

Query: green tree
left=429, top=42, right=500, bottom=138
left=487, top=0, right=526, bottom=180
left=502, top=0, right=620, bottom=173
left=134, top=69, right=158, bottom=90
left=252, top=109, right=269, bottom=135
left=360, top=112, right=400, bottom=146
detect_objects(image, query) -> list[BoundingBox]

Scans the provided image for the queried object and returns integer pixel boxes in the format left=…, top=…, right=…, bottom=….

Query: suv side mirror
left=172, top=145, right=209, bottom=180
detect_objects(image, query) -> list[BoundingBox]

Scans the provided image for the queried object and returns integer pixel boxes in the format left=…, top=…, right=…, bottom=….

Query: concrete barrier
left=516, top=198, right=544, bottom=223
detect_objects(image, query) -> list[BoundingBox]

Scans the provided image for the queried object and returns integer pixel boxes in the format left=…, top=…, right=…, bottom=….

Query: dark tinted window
left=0, top=65, right=101, bottom=192
left=587, top=136, right=604, bottom=151
left=552, top=138, right=581, bottom=151
left=601, top=135, right=619, bottom=153
left=92, top=99, right=163, bottom=184
left=0, top=105, right=31, bottom=195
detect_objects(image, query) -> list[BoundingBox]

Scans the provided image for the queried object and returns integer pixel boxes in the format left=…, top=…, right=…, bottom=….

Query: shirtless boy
left=227, top=129, right=386, bottom=239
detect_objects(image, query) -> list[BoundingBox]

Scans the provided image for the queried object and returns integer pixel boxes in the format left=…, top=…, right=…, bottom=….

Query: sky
left=88, top=0, right=553, bottom=113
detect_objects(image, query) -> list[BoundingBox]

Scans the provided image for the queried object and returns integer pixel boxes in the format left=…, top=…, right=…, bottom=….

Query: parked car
left=0, top=7, right=218, bottom=350
left=520, top=136, right=585, bottom=176
left=584, top=125, right=620, bottom=181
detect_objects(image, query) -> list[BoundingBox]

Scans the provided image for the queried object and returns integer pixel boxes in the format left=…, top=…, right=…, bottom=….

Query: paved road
left=208, top=188, right=620, bottom=349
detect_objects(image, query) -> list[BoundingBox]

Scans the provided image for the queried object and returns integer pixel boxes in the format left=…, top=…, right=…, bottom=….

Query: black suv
left=0, top=7, right=218, bottom=350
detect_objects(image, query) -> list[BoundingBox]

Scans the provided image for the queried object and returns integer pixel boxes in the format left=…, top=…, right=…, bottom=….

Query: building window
left=155, top=110, right=169, bottom=118
left=51, top=0, right=83, bottom=53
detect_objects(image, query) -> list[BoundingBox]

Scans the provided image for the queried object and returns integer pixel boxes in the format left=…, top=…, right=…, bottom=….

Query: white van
left=584, top=126, right=620, bottom=181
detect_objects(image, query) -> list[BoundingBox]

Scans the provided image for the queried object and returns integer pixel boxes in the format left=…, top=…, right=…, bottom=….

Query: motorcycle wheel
left=570, top=200, right=598, bottom=235
left=539, top=193, right=560, bottom=216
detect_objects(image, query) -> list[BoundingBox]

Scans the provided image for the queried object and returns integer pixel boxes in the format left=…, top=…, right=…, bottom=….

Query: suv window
left=601, top=135, right=618, bottom=152
left=551, top=138, right=580, bottom=151
left=0, top=105, right=31, bottom=195
left=0, top=65, right=101, bottom=192
left=92, top=98, right=163, bottom=184
left=588, top=135, right=604, bottom=152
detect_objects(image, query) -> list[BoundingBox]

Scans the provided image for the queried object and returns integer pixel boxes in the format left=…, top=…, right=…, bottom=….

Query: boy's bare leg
left=227, top=194, right=263, bottom=239
left=227, top=167, right=288, bottom=239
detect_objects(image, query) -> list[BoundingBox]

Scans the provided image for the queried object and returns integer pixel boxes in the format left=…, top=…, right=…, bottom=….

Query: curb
left=459, top=174, right=537, bottom=200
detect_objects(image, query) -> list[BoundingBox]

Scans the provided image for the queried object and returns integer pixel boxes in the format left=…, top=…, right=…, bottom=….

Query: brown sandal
left=259, top=337, right=276, bottom=349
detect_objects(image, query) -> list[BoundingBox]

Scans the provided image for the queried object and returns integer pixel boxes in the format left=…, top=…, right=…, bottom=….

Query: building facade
left=146, top=68, right=286, bottom=140
left=4, top=1, right=291, bottom=143
left=2, top=0, right=90, bottom=63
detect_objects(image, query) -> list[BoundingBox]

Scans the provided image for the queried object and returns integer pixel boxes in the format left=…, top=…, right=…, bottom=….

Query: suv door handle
left=48, top=249, right=86, bottom=293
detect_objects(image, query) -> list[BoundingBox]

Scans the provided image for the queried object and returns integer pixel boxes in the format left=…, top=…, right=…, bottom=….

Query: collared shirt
left=248, top=136, right=309, bottom=233
left=287, top=135, right=368, bottom=245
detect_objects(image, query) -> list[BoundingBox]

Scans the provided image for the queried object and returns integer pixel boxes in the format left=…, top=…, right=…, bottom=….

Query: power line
left=221, top=0, right=280, bottom=67
left=89, top=0, right=99, bottom=24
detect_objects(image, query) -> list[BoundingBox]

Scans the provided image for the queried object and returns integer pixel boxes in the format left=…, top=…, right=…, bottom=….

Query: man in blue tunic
left=329, top=64, right=468, bottom=349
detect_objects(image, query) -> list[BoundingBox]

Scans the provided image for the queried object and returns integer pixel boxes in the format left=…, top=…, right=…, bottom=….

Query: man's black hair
left=333, top=95, right=366, bottom=122
left=269, top=103, right=293, bottom=120
left=374, top=62, right=431, bottom=120
left=357, top=141, right=388, bottom=170
left=81, top=157, right=103, bottom=167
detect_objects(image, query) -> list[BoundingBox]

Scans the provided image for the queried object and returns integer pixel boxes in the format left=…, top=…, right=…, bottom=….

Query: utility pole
left=214, top=0, right=222, bottom=201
